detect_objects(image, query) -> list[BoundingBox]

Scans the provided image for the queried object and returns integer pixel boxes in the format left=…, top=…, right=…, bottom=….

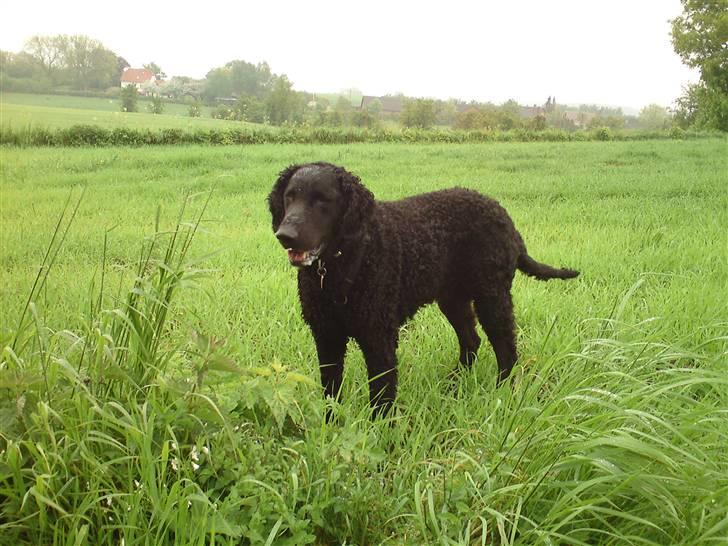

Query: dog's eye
left=311, top=192, right=331, bottom=204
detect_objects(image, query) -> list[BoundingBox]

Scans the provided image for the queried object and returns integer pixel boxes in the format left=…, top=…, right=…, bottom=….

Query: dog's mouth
left=286, top=245, right=324, bottom=267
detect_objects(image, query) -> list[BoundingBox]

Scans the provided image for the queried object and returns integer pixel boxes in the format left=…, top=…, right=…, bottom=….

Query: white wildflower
left=192, top=461, right=200, bottom=471
left=190, top=446, right=200, bottom=463
left=201, top=446, right=210, bottom=456
left=171, top=457, right=179, bottom=471
left=106, top=496, right=112, bottom=507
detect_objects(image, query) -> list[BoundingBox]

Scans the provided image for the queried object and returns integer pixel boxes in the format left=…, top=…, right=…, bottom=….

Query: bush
left=120, top=85, right=138, bottom=113
left=58, top=125, right=111, bottom=146
left=594, top=127, right=612, bottom=141
left=148, top=95, right=165, bottom=115
left=211, top=105, right=238, bottom=121
left=0, top=123, right=721, bottom=148
left=1, top=76, right=53, bottom=94
left=188, top=101, right=202, bottom=117
left=670, top=126, right=687, bottom=140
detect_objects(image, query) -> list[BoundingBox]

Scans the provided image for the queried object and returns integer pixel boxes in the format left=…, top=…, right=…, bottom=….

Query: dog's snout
left=275, top=223, right=298, bottom=248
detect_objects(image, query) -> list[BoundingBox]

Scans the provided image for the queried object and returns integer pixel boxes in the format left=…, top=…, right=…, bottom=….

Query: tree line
left=2, top=1, right=725, bottom=132
left=2, top=35, right=127, bottom=93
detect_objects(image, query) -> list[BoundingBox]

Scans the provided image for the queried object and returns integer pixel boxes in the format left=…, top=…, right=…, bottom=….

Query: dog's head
left=268, top=162, right=374, bottom=267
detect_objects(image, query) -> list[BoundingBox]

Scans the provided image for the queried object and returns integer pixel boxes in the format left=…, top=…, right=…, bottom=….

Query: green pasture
left=0, top=92, right=248, bottom=130
left=1, top=139, right=727, bottom=544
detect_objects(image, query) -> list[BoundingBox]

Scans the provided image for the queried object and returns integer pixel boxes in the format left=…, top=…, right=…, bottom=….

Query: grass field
left=1, top=139, right=727, bottom=544
left=0, top=92, right=249, bottom=130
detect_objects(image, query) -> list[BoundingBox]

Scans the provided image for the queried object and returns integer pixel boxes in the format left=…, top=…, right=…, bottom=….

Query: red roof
left=121, top=68, right=155, bottom=84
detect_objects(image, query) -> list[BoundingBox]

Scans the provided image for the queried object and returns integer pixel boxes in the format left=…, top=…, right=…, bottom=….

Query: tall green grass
left=1, top=141, right=726, bottom=544
left=0, top=122, right=714, bottom=147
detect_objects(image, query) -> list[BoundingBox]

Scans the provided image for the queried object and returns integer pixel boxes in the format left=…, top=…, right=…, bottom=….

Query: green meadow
left=0, top=92, right=249, bottom=130
left=1, top=139, right=727, bottom=544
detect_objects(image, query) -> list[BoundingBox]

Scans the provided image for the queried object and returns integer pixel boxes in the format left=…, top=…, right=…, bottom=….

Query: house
left=120, top=68, right=157, bottom=94
left=563, top=111, right=597, bottom=128
left=359, top=95, right=403, bottom=114
left=520, top=105, right=545, bottom=118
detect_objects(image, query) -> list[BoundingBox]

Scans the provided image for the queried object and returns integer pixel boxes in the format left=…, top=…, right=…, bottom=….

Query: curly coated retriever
left=268, top=162, right=579, bottom=417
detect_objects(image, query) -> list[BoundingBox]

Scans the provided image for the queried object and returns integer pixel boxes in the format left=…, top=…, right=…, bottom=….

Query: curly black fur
left=268, top=163, right=579, bottom=417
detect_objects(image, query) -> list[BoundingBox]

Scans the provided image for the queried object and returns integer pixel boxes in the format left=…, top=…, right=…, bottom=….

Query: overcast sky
left=2, top=1, right=698, bottom=112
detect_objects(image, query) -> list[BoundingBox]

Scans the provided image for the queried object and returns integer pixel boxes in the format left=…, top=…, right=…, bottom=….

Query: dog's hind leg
left=474, top=290, right=518, bottom=384
left=438, top=296, right=481, bottom=368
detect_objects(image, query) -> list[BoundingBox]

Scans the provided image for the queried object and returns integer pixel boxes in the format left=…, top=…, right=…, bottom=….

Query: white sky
left=2, top=1, right=698, bottom=112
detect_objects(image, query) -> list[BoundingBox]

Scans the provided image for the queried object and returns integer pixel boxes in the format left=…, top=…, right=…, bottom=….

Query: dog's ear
left=268, top=164, right=299, bottom=231
left=337, top=166, right=375, bottom=239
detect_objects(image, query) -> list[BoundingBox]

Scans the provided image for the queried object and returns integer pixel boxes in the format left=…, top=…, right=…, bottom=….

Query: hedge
left=0, top=123, right=719, bottom=147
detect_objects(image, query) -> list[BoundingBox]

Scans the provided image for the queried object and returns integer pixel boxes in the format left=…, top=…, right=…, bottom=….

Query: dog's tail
left=517, top=252, right=579, bottom=281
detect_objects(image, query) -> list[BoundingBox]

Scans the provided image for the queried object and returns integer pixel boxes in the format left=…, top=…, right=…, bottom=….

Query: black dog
left=268, top=162, right=579, bottom=417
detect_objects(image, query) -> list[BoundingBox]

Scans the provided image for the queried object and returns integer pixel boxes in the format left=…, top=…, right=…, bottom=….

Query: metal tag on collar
left=317, top=259, right=327, bottom=290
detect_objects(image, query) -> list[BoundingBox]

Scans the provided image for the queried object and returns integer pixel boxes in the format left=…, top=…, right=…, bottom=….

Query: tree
left=587, top=115, right=625, bottom=130
left=400, top=98, right=437, bottom=128
left=454, top=109, right=481, bottom=130
left=236, top=95, right=266, bottom=123
left=121, top=85, right=138, bottom=112
left=351, top=110, right=379, bottom=128
left=671, top=0, right=728, bottom=130
left=639, top=104, right=671, bottom=130
left=437, top=100, right=458, bottom=126
left=59, top=35, right=119, bottom=90
left=23, top=35, right=64, bottom=81
left=143, top=62, right=166, bottom=79
left=0, top=50, right=51, bottom=92
left=117, top=56, right=131, bottom=73
left=366, top=98, right=383, bottom=117
left=673, top=83, right=728, bottom=129
left=497, top=100, right=522, bottom=130
left=203, top=60, right=273, bottom=101
left=266, top=75, right=304, bottom=125
left=2, top=51, right=45, bottom=79
left=530, top=114, right=547, bottom=131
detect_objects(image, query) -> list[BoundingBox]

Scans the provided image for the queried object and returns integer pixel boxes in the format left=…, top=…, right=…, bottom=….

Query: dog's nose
left=275, top=224, right=298, bottom=248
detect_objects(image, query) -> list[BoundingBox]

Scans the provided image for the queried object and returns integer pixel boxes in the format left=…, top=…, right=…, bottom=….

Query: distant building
left=520, top=106, right=545, bottom=118
left=359, top=95, right=404, bottom=114
left=563, top=111, right=597, bottom=128
left=120, top=68, right=163, bottom=95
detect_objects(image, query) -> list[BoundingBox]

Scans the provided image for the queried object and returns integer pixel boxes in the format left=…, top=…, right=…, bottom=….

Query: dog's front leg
left=311, top=324, right=348, bottom=404
left=359, top=333, right=398, bottom=418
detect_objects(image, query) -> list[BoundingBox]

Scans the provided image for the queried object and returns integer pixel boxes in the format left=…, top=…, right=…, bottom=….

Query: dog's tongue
left=288, top=249, right=304, bottom=260
left=287, top=249, right=308, bottom=265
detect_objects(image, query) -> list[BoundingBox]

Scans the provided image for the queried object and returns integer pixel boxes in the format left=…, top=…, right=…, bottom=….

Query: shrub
left=0, top=123, right=721, bottom=148
left=58, top=124, right=111, bottom=146
left=148, top=95, right=165, bottom=115
left=594, top=126, right=612, bottom=141
left=211, top=105, right=238, bottom=121
left=120, top=85, right=138, bottom=113
left=188, top=101, right=202, bottom=117
left=670, top=126, right=687, bottom=140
